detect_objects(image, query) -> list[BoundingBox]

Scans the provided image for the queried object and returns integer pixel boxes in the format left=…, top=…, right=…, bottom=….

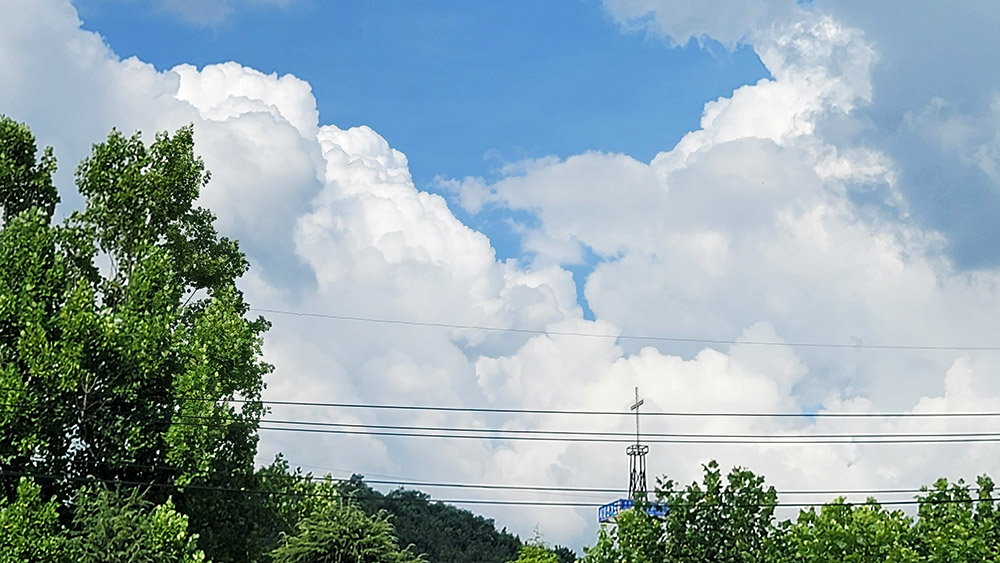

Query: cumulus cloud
left=8, top=0, right=1000, bottom=551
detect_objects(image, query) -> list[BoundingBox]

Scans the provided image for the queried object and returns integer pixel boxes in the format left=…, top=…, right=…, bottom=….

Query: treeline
left=582, top=460, right=1000, bottom=562
left=336, top=475, right=576, bottom=563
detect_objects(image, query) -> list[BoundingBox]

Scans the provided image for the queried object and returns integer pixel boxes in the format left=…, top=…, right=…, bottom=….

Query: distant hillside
left=335, top=475, right=576, bottom=563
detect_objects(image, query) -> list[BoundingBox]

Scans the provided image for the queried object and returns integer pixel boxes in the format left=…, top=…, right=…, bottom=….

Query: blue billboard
left=598, top=498, right=669, bottom=523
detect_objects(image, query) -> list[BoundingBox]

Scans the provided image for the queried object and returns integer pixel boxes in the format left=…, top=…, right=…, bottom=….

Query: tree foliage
left=0, top=115, right=270, bottom=561
left=337, top=475, right=523, bottom=563
left=582, top=505, right=664, bottom=563
left=776, top=499, right=919, bottom=562
left=0, top=117, right=57, bottom=222
left=67, top=486, right=207, bottom=563
left=271, top=498, right=423, bottom=563
left=912, top=477, right=1000, bottom=561
left=655, top=460, right=779, bottom=561
left=0, top=478, right=68, bottom=562
left=583, top=460, right=1000, bottom=563
left=509, top=543, right=560, bottom=563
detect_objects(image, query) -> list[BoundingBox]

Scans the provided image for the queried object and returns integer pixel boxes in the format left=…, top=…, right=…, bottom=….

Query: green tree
left=553, top=545, right=578, bottom=563
left=271, top=498, right=423, bottom=563
left=776, top=499, right=919, bottom=562
left=67, top=486, right=207, bottom=562
left=581, top=525, right=617, bottom=563
left=913, top=477, right=999, bottom=561
left=0, top=478, right=69, bottom=562
left=0, top=116, right=57, bottom=222
left=581, top=508, right=664, bottom=563
left=974, top=476, right=1000, bottom=555
left=0, top=116, right=271, bottom=561
left=655, top=461, right=779, bottom=561
left=509, top=543, right=559, bottom=563
left=336, top=475, right=522, bottom=563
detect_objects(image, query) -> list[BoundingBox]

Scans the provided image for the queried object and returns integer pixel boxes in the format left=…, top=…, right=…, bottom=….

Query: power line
left=0, top=469, right=601, bottom=507
left=179, top=415, right=1000, bottom=443
left=251, top=307, right=1000, bottom=352
left=242, top=423, right=1000, bottom=445
left=202, top=398, right=1000, bottom=419
left=92, top=461, right=982, bottom=499
left=357, top=480, right=944, bottom=498
left=7, top=386, right=1000, bottom=419
left=1, top=469, right=995, bottom=510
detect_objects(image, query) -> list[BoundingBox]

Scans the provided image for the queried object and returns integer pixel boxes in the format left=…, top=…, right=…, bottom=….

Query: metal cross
left=630, top=386, right=644, bottom=446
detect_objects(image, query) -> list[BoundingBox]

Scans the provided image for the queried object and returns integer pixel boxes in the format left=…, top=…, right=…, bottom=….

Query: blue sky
left=8, top=0, right=1000, bottom=550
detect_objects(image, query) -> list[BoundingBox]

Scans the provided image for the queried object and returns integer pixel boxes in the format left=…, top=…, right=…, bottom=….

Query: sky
left=4, top=0, right=1000, bottom=552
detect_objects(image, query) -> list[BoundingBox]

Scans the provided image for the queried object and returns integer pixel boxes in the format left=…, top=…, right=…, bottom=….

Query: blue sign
left=598, top=499, right=669, bottom=522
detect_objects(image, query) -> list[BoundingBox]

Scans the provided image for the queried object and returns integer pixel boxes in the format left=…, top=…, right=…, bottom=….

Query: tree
left=581, top=507, right=664, bottom=563
left=509, top=543, right=559, bottom=563
left=0, top=116, right=271, bottom=561
left=912, top=477, right=999, bottom=561
left=655, top=460, right=779, bottom=561
left=66, top=486, right=208, bottom=562
left=0, top=478, right=69, bottom=562
left=0, top=116, right=57, bottom=223
left=583, top=462, right=1000, bottom=562
left=336, top=474, right=522, bottom=563
left=776, top=499, right=919, bottom=562
left=271, top=498, right=424, bottom=563
left=552, top=545, right=578, bottom=563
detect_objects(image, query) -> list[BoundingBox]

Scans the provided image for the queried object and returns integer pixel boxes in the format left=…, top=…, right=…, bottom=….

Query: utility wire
left=7, top=386, right=1000, bottom=419
left=246, top=424, right=1000, bottom=445
left=251, top=307, right=1000, bottom=352
left=147, top=419, right=1000, bottom=445
left=1, top=469, right=996, bottom=510
left=194, top=398, right=1000, bottom=419
left=242, top=417, right=1000, bottom=441
left=0, top=469, right=600, bottom=507
left=102, top=461, right=978, bottom=498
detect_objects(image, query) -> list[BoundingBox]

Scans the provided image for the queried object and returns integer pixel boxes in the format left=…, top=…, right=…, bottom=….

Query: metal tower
left=598, top=386, right=667, bottom=523
left=627, top=386, right=649, bottom=499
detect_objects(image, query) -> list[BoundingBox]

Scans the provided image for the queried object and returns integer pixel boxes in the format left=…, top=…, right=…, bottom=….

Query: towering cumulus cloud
left=4, top=0, right=1000, bottom=549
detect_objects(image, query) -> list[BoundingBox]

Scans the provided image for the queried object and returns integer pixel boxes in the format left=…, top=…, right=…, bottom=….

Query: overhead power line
left=178, top=415, right=1000, bottom=443
left=169, top=420, right=1000, bottom=445
left=247, top=424, right=1000, bottom=445
left=1, top=469, right=995, bottom=510
left=251, top=307, right=1000, bottom=352
left=218, top=398, right=1000, bottom=419
left=6, top=387, right=1000, bottom=420
left=360, top=480, right=945, bottom=498
left=106, top=461, right=950, bottom=498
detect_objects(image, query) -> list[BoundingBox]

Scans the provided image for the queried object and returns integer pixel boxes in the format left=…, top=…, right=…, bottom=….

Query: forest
left=1, top=117, right=998, bottom=561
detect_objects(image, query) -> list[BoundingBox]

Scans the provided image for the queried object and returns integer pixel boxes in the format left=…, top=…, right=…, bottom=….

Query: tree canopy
left=582, top=461, right=1000, bottom=562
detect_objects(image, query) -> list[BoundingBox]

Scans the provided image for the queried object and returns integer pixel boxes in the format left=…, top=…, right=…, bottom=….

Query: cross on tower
left=626, top=386, right=650, bottom=498
left=631, top=386, right=644, bottom=446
